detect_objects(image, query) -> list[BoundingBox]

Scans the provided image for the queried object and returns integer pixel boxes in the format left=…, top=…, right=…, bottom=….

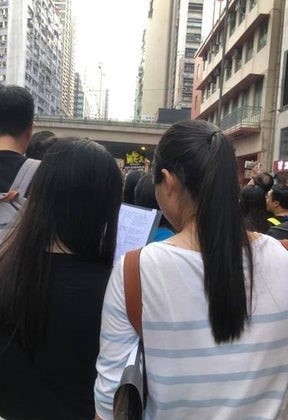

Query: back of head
left=240, top=185, right=270, bottom=233
left=123, top=170, right=143, bottom=204
left=0, top=137, right=123, bottom=348
left=134, top=173, right=159, bottom=209
left=154, top=119, right=252, bottom=343
left=271, top=184, right=288, bottom=210
left=0, top=85, right=34, bottom=138
left=254, top=172, right=274, bottom=194
left=26, top=131, right=57, bottom=160
left=27, top=138, right=123, bottom=264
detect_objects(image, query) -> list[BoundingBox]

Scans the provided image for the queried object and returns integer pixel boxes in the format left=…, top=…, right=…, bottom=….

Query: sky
left=73, top=0, right=150, bottom=120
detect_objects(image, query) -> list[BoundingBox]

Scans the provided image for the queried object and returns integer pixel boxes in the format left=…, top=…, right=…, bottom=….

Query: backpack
left=0, top=159, right=40, bottom=234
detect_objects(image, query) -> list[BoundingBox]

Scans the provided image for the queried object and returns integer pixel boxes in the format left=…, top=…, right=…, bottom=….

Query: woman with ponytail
left=95, top=120, right=288, bottom=420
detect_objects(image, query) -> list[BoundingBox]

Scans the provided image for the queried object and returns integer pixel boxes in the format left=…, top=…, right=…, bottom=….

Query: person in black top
left=267, top=220, right=288, bottom=240
left=0, top=85, right=34, bottom=192
left=0, top=138, right=123, bottom=420
left=265, top=185, right=288, bottom=227
left=240, top=185, right=270, bottom=234
left=26, top=130, right=57, bottom=160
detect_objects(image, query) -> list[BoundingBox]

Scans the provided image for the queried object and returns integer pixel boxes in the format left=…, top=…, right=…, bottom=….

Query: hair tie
left=208, top=130, right=221, bottom=148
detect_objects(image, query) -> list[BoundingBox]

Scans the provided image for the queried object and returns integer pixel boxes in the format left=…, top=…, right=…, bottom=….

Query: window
left=183, top=77, right=193, bottom=88
left=241, top=89, right=250, bottom=117
left=223, top=102, right=230, bottom=117
left=185, top=48, right=197, bottom=58
left=186, top=33, right=201, bottom=43
left=242, top=89, right=249, bottom=106
left=184, top=63, right=194, bottom=74
left=250, top=0, right=257, bottom=10
left=245, top=36, right=254, bottom=62
left=225, top=59, right=232, bottom=80
left=0, top=73, right=5, bottom=81
left=232, top=97, right=239, bottom=111
left=229, top=12, right=236, bottom=36
left=211, top=76, right=217, bottom=93
left=188, top=3, right=203, bottom=13
left=234, top=47, right=242, bottom=72
left=254, top=80, right=263, bottom=107
left=187, top=18, right=202, bottom=28
left=282, top=50, right=288, bottom=107
left=238, top=0, right=246, bottom=24
left=258, top=20, right=268, bottom=51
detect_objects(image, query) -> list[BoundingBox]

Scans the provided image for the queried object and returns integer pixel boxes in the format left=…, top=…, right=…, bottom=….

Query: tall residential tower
left=139, top=0, right=203, bottom=122
left=0, top=0, right=62, bottom=115
left=53, top=0, right=75, bottom=116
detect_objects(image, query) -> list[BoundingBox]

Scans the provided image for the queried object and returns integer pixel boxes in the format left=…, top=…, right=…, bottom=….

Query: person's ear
left=161, top=169, right=176, bottom=196
left=25, top=124, right=34, bottom=142
left=273, top=200, right=280, bottom=209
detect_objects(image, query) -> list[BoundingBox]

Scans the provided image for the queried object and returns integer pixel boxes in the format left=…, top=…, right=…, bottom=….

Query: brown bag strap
left=124, top=248, right=142, bottom=338
left=0, top=190, right=18, bottom=203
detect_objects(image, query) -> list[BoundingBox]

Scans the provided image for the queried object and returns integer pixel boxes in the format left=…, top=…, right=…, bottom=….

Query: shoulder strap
left=10, top=158, right=40, bottom=196
left=271, top=225, right=288, bottom=233
left=124, top=248, right=142, bottom=338
left=267, top=217, right=281, bottom=226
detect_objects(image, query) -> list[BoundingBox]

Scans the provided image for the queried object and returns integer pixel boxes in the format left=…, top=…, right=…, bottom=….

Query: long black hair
left=0, top=138, right=123, bottom=349
left=153, top=120, right=253, bottom=344
left=240, top=185, right=270, bottom=233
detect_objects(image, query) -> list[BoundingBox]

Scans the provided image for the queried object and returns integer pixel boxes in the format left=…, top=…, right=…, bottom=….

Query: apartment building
left=74, top=72, right=84, bottom=118
left=140, top=0, right=203, bottom=122
left=174, top=0, right=204, bottom=109
left=53, top=0, right=75, bottom=117
left=192, top=0, right=284, bottom=182
left=273, top=1, right=288, bottom=184
left=0, top=0, right=62, bottom=115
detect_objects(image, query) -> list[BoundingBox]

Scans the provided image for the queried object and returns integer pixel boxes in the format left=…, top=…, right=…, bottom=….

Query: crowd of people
left=0, top=85, right=287, bottom=420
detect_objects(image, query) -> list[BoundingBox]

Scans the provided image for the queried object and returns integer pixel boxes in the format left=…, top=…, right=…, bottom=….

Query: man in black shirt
left=0, top=85, right=35, bottom=192
left=266, top=185, right=288, bottom=233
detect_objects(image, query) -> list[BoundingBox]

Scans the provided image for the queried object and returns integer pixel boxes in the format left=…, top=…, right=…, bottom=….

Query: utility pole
left=217, top=0, right=229, bottom=127
left=98, top=64, right=103, bottom=119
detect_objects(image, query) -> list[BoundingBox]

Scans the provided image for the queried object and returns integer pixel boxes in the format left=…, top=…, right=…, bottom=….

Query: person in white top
left=95, top=119, right=288, bottom=420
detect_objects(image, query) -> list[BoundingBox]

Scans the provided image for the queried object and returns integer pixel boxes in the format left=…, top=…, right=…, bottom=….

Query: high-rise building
left=0, top=0, right=62, bottom=115
left=273, top=1, right=288, bottom=184
left=192, top=0, right=284, bottom=183
left=74, top=72, right=84, bottom=118
left=53, top=0, right=75, bottom=117
left=139, top=0, right=203, bottom=122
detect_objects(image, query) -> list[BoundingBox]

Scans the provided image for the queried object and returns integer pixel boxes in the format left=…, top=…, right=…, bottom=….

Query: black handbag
left=113, top=249, right=147, bottom=420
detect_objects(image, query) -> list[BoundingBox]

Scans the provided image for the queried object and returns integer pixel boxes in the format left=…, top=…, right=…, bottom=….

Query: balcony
left=220, top=106, right=262, bottom=137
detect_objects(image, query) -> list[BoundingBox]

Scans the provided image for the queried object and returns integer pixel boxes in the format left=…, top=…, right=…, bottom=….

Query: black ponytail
left=154, top=120, right=253, bottom=343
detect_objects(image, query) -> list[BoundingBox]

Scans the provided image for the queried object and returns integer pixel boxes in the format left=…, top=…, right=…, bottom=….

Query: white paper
left=114, top=203, right=160, bottom=263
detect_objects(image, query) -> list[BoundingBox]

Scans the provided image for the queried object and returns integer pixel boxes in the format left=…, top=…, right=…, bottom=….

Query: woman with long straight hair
left=0, top=138, right=122, bottom=420
left=240, top=184, right=271, bottom=233
left=95, top=120, right=288, bottom=419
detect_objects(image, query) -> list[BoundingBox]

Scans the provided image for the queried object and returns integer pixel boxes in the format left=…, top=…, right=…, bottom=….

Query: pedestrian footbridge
left=33, top=116, right=169, bottom=158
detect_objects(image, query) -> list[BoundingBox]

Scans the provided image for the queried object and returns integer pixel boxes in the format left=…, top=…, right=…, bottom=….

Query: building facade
left=0, top=0, right=62, bottom=115
left=74, top=72, right=84, bottom=117
left=53, top=0, right=75, bottom=117
left=139, top=0, right=203, bottom=122
left=273, top=1, right=288, bottom=184
left=192, top=0, right=285, bottom=182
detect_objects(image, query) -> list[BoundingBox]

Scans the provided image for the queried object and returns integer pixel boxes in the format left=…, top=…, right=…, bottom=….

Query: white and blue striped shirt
left=95, top=235, right=288, bottom=419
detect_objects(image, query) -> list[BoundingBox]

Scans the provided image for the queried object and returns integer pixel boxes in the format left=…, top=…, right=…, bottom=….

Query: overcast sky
left=73, top=0, right=150, bottom=120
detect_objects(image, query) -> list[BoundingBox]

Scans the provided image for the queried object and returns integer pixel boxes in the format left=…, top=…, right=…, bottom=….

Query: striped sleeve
left=94, top=257, right=139, bottom=420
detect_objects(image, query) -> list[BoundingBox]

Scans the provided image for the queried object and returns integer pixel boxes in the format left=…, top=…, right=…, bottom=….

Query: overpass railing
left=34, top=115, right=171, bottom=130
